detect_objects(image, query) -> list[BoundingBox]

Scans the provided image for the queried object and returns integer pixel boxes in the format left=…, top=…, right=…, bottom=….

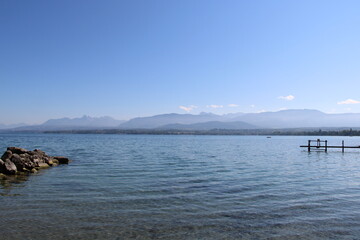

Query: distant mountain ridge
left=4, top=109, right=360, bottom=132
left=42, top=115, right=125, bottom=127
left=0, top=123, right=27, bottom=130
left=6, top=115, right=125, bottom=131
left=157, top=121, right=258, bottom=130
left=232, top=109, right=327, bottom=128
left=118, top=112, right=224, bottom=129
left=119, top=109, right=360, bottom=129
left=232, top=109, right=360, bottom=128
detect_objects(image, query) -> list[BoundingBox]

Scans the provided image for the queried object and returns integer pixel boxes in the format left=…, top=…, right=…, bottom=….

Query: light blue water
left=1, top=133, right=360, bottom=239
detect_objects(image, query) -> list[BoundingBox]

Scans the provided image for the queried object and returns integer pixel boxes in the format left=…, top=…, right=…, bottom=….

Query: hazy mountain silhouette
left=232, top=109, right=360, bottom=128
left=8, top=115, right=125, bottom=131
left=0, top=123, right=27, bottom=130
left=118, top=109, right=332, bottom=129
left=5, top=109, right=360, bottom=132
left=231, top=109, right=327, bottom=128
left=119, top=113, right=223, bottom=129
left=158, top=121, right=258, bottom=130
left=42, top=115, right=125, bottom=127
left=118, top=109, right=360, bottom=129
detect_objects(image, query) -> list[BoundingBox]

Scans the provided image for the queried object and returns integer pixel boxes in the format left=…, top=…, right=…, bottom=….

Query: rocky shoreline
left=0, top=147, right=70, bottom=176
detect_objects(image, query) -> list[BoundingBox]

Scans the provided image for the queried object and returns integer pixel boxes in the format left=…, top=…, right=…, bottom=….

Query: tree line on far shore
left=40, top=128, right=360, bottom=136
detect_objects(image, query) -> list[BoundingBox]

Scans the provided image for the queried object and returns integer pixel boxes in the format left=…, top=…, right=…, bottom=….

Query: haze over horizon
left=1, top=108, right=359, bottom=126
left=2, top=0, right=360, bottom=124
left=3, top=109, right=360, bottom=129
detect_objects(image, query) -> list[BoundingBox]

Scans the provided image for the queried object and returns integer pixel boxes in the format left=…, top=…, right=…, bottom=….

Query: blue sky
left=1, top=0, right=360, bottom=124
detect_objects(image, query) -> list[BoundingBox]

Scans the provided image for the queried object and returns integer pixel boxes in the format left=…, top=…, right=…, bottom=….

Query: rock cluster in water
left=0, top=147, right=70, bottom=175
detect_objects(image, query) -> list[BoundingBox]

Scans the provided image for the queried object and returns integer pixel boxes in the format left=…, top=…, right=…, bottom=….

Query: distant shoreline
left=33, top=128, right=360, bottom=136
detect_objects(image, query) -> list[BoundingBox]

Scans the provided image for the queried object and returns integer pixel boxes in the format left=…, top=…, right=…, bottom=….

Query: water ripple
left=1, top=134, right=360, bottom=239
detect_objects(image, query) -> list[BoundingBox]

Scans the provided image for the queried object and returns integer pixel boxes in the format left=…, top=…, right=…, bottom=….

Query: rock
left=33, top=149, right=46, bottom=156
left=46, top=159, right=54, bottom=166
left=1, top=150, right=12, bottom=161
left=11, top=154, right=35, bottom=171
left=30, top=156, right=41, bottom=166
left=0, top=159, right=5, bottom=172
left=19, top=153, right=29, bottom=159
left=53, top=156, right=70, bottom=164
left=51, top=158, right=59, bottom=165
left=7, top=147, right=28, bottom=155
left=0, top=147, right=71, bottom=175
left=4, top=159, right=17, bottom=175
left=15, top=171, right=27, bottom=175
left=10, top=154, right=25, bottom=171
left=36, top=163, right=50, bottom=169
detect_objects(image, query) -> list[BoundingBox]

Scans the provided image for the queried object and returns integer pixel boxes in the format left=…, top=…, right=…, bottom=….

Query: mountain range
left=3, top=109, right=360, bottom=132
left=4, top=115, right=125, bottom=131
left=0, top=123, right=27, bottom=130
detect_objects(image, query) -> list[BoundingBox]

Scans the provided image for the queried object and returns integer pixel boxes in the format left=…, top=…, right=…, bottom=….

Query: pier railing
left=300, top=139, right=360, bottom=152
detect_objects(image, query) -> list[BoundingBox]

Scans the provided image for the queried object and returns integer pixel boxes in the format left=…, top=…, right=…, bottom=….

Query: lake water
left=1, top=133, right=360, bottom=239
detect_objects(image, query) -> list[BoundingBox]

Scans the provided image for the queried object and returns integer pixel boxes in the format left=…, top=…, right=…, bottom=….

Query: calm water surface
left=1, top=133, right=360, bottom=239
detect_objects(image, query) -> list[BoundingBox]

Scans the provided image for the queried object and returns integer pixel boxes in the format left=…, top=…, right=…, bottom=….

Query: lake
left=1, top=133, right=360, bottom=239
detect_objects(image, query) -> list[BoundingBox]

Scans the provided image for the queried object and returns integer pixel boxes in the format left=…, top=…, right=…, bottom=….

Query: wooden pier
left=300, top=139, right=360, bottom=152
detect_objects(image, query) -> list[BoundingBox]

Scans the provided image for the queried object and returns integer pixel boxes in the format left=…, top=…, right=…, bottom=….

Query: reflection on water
left=0, top=134, right=360, bottom=239
left=0, top=160, right=57, bottom=194
left=0, top=172, right=32, bottom=196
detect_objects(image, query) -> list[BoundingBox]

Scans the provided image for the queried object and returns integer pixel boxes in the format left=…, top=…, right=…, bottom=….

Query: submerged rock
left=0, top=147, right=71, bottom=175
left=53, top=156, right=70, bottom=164
left=36, top=162, right=50, bottom=169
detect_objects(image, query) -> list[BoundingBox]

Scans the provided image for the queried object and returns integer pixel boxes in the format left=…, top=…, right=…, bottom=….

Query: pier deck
left=300, top=139, right=360, bottom=152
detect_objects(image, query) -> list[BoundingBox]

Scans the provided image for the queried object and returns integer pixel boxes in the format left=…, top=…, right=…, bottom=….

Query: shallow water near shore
left=1, top=133, right=360, bottom=239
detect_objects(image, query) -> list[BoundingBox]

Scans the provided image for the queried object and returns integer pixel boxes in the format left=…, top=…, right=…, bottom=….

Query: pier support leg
left=308, top=140, right=311, bottom=152
left=325, top=140, right=327, bottom=152
left=342, top=140, right=345, bottom=153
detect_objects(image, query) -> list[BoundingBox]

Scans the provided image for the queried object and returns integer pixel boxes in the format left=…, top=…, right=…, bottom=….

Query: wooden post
left=308, top=140, right=311, bottom=152
left=342, top=140, right=345, bottom=153
left=325, top=140, right=327, bottom=152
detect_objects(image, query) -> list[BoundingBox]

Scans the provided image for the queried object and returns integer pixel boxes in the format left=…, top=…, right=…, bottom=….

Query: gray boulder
left=1, top=150, right=12, bottom=161
left=33, top=149, right=46, bottom=156
left=7, top=147, right=28, bottom=155
left=11, top=153, right=35, bottom=171
left=10, top=154, right=24, bottom=170
left=4, top=159, right=17, bottom=175
left=0, top=159, right=5, bottom=172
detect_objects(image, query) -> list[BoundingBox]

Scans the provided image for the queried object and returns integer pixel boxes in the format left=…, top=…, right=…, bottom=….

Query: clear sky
left=1, top=0, right=360, bottom=124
